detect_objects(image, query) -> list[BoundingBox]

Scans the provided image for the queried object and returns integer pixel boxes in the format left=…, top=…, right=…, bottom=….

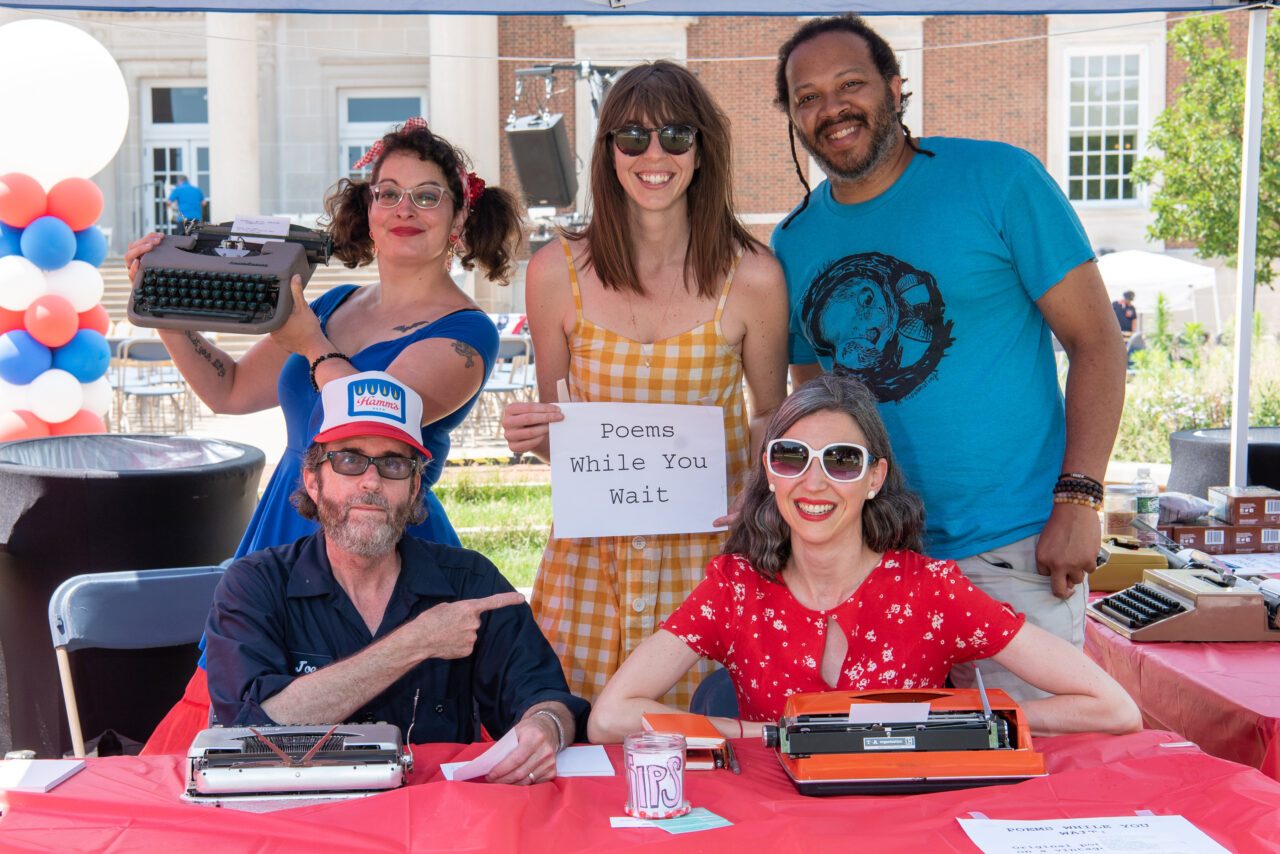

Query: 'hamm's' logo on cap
left=346, top=379, right=407, bottom=424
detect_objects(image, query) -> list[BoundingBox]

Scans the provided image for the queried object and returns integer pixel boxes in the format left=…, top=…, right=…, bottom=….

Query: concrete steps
left=101, top=259, right=380, bottom=359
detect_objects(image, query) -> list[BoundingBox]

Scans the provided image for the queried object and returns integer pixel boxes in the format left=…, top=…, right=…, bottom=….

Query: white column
left=205, top=13, right=261, bottom=222
left=429, top=15, right=500, bottom=307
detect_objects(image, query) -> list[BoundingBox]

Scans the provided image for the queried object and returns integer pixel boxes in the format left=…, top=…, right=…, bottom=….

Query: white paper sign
left=957, top=816, right=1230, bottom=854
left=230, top=214, right=291, bottom=242
left=848, top=702, right=930, bottom=724
left=549, top=402, right=728, bottom=539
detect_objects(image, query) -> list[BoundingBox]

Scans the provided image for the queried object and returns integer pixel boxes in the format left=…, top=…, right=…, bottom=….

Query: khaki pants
left=949, top=534, right=1086, bottom=703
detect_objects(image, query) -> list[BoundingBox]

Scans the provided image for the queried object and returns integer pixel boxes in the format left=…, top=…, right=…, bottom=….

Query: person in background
left=166, top=175, right=206, bottom=231
left=588, top=374, right=1141, bottom=742
left=206, top=372, right=586, bottom=784
left=501, top=61, right=790, bottom=708
left=130, top=118, right=523, bottom=753
left=770, top=15, right=1127, bottom=702
left=1112, top=290, right=1138, bottom=335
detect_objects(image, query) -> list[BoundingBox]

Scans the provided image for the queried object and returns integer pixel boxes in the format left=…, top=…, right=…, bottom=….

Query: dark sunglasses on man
left=325, top=450, right=420, bottom=480
left=765, top=439, right=875, bottom=483
left=610, top=124, right=698, bottom=157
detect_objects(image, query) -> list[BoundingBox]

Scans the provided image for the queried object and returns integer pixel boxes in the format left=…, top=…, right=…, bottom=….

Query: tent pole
left=1229, top=5, right=1269, bottom=488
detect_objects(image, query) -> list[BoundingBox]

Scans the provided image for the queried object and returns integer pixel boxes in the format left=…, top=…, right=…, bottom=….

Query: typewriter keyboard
left=136, top=267, right=280, bottom=325
left=1097, top=583, right=1186, bottom=629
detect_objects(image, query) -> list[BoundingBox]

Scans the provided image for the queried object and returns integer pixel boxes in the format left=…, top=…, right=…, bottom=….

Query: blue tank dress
left=234, top=284, right=500, bottom=557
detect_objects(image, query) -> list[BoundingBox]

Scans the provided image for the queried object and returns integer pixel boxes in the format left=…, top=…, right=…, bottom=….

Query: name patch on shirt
left=347, top=379, right=407, bottom=424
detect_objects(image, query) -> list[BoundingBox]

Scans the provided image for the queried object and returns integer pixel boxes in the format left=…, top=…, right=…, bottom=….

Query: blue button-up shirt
left=205, top=532, right=588, bottom=744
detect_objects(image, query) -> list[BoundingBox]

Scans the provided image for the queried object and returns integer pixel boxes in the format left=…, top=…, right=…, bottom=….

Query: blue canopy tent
left=2, top=0, right=1269, bottom=483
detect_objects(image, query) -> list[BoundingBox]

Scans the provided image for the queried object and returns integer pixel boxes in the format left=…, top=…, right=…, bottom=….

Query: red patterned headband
left=353, top=116, right=483, bottom=217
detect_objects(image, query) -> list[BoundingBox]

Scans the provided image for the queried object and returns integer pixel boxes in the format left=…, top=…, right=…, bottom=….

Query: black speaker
left=506, top=113, right=578, bottom=208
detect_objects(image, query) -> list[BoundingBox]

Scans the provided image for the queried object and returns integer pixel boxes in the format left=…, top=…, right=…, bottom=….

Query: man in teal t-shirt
left=771, top=15, right=1127, bottom=702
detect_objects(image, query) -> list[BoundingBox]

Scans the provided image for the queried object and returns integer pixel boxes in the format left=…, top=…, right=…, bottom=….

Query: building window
left=339, top=92, right=425, bottom=180
left=150, top=87, right=208, bottom=124
left=1067, top=54, right=1140, bottom=202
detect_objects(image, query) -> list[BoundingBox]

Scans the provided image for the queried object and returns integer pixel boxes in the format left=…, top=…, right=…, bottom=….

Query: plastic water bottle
left=1132, top=467, right=1159, bottom=546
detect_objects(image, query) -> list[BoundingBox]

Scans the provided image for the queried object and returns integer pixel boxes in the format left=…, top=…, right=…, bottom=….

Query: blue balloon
left=51, top=329, right=111, bottom=383
left=73, top=226, right=108, bottom=267
left=0, top=330, right=53, bottom=385
left=0, top=224, right=21, bottom=259
left=19, top=216, right=77, bottom=271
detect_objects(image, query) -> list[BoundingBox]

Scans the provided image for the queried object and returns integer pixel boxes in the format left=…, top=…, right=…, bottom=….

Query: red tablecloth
left=1086, top=618, right=1280, bottom=781
left=2, top=730, right=1279, bottom=853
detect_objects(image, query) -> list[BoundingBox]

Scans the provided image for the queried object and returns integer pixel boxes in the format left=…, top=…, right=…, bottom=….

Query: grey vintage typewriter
left=183, top=723, right=413, bottom=807
left=130, top=220, right=332, bottom=335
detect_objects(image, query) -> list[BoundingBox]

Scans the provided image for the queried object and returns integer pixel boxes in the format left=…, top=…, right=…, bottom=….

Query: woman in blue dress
left=125, top=119, right=523, bottom=752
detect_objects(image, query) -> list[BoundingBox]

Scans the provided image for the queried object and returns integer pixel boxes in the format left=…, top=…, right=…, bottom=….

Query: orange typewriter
left=761, top=682, right=1045, bottom=796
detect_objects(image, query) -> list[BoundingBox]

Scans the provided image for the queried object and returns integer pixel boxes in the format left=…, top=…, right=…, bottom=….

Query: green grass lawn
left=436, top=471, right=551, bottom=588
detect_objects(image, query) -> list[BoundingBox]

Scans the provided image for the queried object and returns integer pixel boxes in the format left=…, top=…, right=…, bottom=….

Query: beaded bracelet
left=1053, top=492, right=1102, bottom=511
left=309, top=352, right=352, bottom=392
left=1053, top=480, right=1103, bottom=498
left=1059, top=471, right=1103, bottom=490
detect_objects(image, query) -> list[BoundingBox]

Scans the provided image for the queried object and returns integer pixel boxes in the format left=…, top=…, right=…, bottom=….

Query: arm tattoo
left=185, top=331, right=228, bottom=379
left=452, top=340, right=478, bottom=369
left=392, top=319, right=430, bottom=333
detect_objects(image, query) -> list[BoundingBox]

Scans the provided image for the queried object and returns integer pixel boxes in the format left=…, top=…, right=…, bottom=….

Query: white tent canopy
left=1097, top=250, right=1219, bottom=328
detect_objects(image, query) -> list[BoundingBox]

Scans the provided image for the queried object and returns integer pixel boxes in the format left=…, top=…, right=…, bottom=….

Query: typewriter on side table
left=1087, top=521, right=1280, bottom=642
left=183, top=723, right=412, bottom=808
left=131, top=220, right=332, bottom=335
left=761, top=677, right=1045, bottom=796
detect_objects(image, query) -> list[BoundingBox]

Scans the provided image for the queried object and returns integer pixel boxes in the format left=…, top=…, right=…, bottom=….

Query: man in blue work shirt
left=205, top=371, right=585, bottom=785
left=166, top=175, right=205, bottom=230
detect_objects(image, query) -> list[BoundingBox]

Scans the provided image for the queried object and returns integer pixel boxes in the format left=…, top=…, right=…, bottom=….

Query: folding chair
left=48, top=566, right=225, bottom=757
left=115, top=337, right=190, bottom=433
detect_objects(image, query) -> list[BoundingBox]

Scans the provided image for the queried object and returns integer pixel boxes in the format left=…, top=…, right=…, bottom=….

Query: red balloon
left=77, top=303, right=111, bottom=336
left=46, top=178, right=104, bottom=232
left=0, top=410, right=51, bottom=441
left=24, top=294, right=79, bottom=348
left=0, top=307, right=24, bottom=334
left=49, top=409, right=106, bottom=435
left=0, top=173, right=47, bottom=228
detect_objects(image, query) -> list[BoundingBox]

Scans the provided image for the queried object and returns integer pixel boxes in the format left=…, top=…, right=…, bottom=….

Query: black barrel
left=0, top=435, right=264, bottom=757
left=1168, top=426, right=1280, bottom=497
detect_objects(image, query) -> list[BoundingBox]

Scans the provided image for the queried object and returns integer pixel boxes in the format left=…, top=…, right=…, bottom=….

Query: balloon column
left=0, top=174, right=113, bottom=439
left=0, top=19, right=131, bottom=441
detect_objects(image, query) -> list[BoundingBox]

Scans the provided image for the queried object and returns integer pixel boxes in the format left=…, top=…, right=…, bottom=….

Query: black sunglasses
left=765, top=439, right=874, bottom=483
left=325, top=450, right=420, bottom=480
left=610, top=124, right=698, bottom=157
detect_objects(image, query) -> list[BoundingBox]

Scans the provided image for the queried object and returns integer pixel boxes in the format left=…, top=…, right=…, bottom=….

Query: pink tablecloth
left=1086, top=618, right=1280, bottom=780
left=2, top=730, right=1279, bottom=853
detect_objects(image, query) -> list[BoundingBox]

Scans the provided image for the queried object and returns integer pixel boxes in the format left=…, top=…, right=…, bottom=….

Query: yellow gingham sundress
left=531, top=238, right=751, bottom=708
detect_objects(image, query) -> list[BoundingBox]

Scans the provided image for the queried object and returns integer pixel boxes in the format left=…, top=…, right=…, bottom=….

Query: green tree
left=1131, top=14, right=1280, bottom=285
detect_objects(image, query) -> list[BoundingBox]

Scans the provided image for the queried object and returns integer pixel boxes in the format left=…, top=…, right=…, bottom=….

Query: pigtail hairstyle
left=322, top=120, right=522, bottom=282
left=723, top=372, right=925, bottom=581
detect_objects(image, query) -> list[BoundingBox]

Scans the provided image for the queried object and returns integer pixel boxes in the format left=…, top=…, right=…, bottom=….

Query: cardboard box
left=1234, top=526, right=1280, bottom=554
left=1209, top=485, right=1280, bottom=526
left=1170, top=519, right=1230, bottom=555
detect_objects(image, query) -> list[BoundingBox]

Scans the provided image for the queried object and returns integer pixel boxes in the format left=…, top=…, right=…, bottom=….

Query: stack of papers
left=0, top=759, right=85, bottom=793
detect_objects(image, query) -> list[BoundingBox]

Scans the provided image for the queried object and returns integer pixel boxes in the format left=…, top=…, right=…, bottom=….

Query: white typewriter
left=183, top=723, right=413, bottom=809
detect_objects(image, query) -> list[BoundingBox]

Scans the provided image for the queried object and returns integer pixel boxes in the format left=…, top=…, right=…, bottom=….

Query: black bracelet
left=1060, top=471, right=1103, bottom=489
left=309, top=352, right=351, bottom=392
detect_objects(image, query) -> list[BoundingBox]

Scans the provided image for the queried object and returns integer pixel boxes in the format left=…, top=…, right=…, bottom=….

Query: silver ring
left=527, top=772, right=536, bottom=784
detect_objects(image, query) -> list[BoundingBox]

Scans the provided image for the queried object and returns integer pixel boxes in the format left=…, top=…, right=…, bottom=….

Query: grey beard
left=319, top=492, right=410, bottom=557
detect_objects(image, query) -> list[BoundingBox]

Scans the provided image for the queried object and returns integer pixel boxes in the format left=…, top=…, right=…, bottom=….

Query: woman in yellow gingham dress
left=503, top=62, right=789, bottom=707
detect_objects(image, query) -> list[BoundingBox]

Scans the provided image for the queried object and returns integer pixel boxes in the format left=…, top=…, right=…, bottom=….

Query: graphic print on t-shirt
left=798, top=252, right=954, bottom=402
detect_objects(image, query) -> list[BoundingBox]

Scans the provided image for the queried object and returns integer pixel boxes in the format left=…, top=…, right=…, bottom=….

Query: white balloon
left=44, top=261, right=104, bottom=312
left=79, top=376, right=112, bottom=417
left=0, top=377, right=29, bottom=412
left=0, top=255, right=46, bottom=311
left=0, top=21, right=130, bottom=188
left=28, top=368, right=82, bottom=424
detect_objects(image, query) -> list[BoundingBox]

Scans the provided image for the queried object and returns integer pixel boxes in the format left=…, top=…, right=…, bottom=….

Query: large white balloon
left=0, top=20, right=130, bottom=188
left=44, top=260, right=104, bottom=312
left=80, top=376, right=113, bottom=417
left=0, top=377, right=29, bottom=412
left=28, top=368, right=82, bottom=424
left=0, top=255, right=46, bottom=311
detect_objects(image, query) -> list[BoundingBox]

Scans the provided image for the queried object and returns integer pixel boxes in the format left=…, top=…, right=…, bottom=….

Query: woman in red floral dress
left=589, top=373, right=1140, bottom=742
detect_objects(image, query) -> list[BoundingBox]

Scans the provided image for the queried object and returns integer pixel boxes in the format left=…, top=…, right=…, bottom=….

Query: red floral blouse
left=662, top=550, right=1025, bottom=722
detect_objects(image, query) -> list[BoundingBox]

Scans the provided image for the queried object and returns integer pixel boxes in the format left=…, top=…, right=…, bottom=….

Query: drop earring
left=444, top=233, right=459, bottom=273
